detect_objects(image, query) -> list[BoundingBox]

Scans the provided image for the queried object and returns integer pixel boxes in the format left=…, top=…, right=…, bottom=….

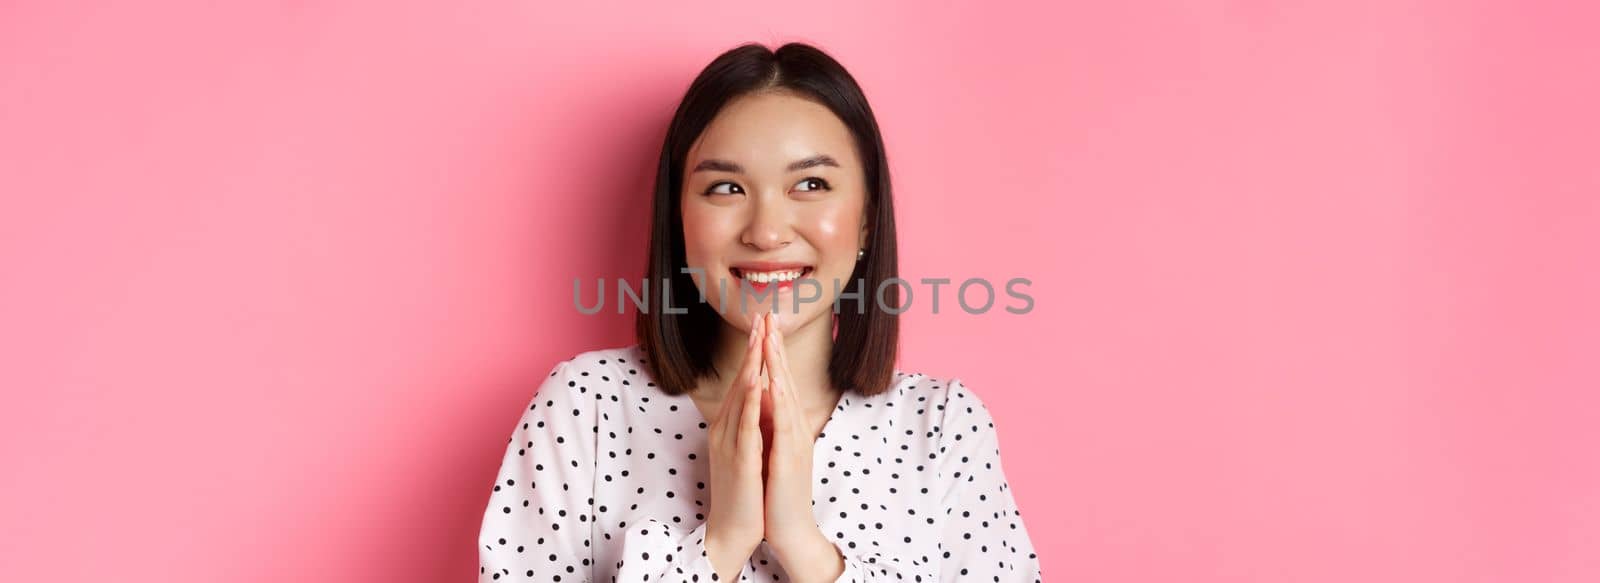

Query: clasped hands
left=704, top=312, right=838, bottom=578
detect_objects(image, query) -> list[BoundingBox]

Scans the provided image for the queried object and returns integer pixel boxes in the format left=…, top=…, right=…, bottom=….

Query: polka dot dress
left=478, top=345, right=1043, bottom=582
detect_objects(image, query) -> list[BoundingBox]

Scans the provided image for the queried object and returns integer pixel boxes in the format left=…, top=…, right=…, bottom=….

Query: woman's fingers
left=713, top=322, right=750, bottom=436
left=738, top=352, right=765, bottom=456
left=762, top=313, right=799, bottom=436
left=720, top=316, right=765, bottom=446
left=772, top=317, right=803, bottom=426
left=760, top=314, right=783, bottom=430
left=776, top=316, right=804, bottom=440
left=744, top=313, right=766, bottom=381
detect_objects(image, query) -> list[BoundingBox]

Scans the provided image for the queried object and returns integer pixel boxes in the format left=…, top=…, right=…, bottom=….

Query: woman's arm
left=799, top=379, right=1044, bottom=583
left=933, top=379, right=1043, bottom=583
left=478, top=357, right=735, bottom=582
left=478, top=360, right=597, bottom=582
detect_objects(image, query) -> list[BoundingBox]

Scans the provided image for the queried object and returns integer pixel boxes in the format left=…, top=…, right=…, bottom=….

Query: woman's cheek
left=810, top=205, right=863, bottom=258
left=808, top=203, right=858, bottom=245
left=679, top=212, right=722, bottom=290
left=799, top=207, right=860, bottom=298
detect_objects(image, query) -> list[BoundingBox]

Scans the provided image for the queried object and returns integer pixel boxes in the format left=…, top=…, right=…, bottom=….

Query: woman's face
left=680, top=90, right=869, bottom=334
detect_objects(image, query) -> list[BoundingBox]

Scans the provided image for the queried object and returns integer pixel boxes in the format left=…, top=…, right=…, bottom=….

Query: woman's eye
left=705, top=182, right=743, bottom=196
left=795, top=177, right=832, bottom=192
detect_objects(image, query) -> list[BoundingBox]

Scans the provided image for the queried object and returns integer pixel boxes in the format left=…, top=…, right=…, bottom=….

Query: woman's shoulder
left=546, top=343, right=648, bottom=377
left=530, top=344, right=654, bottom=401
left=876, top=369, right=991, bottom=421
left=884, top=371, right=1010, bottom=474
left=883, top=368, right=981, bottom=398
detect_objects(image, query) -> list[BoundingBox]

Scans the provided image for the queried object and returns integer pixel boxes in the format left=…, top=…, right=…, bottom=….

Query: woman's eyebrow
left=786, top=154, right=840, bottom=172
left=690, top=154, right=841, bottom=174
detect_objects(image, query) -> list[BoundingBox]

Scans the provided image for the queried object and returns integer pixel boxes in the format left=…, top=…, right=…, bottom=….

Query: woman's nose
left=741, top=192, right=793, bottom=250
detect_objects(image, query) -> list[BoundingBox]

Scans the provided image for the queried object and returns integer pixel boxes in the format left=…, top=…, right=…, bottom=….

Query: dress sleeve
left=818, top=380, right=1043, bottom=583
left=825, top=548, right=936, bottom=583
left=612, top=519, right=738, bottom=582
left=931, top=379, right=1044, bottom=583
left=478, top=360, right=598, bottom=582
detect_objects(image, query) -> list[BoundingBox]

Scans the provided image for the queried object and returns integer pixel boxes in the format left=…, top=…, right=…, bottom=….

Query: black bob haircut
left=635, top=41, right=901, bottom=398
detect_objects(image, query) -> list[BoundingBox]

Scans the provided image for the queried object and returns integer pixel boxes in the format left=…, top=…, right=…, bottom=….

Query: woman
left=479, top=42, right=1042, bottom=583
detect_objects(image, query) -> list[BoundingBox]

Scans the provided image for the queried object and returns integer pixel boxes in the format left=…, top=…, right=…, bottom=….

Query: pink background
left=2, top=1, right=1596, bottom=581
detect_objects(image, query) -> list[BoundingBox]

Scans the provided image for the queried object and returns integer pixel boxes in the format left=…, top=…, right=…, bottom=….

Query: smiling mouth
left=729, top=266, right=815, bottom=285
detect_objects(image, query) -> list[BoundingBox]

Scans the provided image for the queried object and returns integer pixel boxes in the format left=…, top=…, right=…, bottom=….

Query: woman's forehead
left=689, top=93, right=858, bottom=171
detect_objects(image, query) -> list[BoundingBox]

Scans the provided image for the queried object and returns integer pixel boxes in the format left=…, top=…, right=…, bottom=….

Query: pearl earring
left=857, top=248, right=866, bottom=261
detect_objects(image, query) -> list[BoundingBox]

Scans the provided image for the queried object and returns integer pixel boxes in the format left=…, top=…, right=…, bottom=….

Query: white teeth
left=738, top=268, right=807, bottom=283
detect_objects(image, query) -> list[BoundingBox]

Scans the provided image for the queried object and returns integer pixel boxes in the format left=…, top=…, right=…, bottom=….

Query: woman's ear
left=858, top=204, right=871, bottom=249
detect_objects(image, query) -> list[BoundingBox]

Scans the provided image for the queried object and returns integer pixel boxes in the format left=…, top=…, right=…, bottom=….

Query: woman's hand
left=757, top=313, right=829, bottom=553
left=703, top=315, right=769, bottom=579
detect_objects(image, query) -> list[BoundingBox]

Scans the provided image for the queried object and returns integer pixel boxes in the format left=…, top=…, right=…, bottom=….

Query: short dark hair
left=635, top=41, right=900, bottom=398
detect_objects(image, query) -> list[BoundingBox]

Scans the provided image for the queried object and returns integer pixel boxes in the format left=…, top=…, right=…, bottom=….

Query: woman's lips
left=730, top=266, right=814, bottom=293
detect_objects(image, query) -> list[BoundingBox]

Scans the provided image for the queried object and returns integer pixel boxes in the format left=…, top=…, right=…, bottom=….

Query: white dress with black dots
left=478, top=345, right=1043, bottom=583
